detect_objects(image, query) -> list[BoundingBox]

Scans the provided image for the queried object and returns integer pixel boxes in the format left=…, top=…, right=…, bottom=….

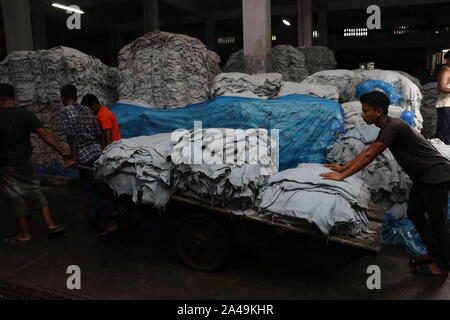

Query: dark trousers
left=407, top=182, right=450, bottom=270
left=79, top=162, right=115, bottom=230
left=436, top=107, right=450, bottom=145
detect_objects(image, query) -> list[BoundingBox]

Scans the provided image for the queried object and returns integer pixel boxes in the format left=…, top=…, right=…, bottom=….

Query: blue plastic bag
left=400, top=110, right=415, bottom=127
left=382, top=213, right=427, bottom=255
left=382, top=199, right=450, bottom=256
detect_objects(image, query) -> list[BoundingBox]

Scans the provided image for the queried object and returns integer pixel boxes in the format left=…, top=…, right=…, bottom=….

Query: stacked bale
left=420, top=82, right=438, bottom=138
left=224, top=45, right=337, bottom=80
left=298, top=46, right=338, bottom=74
left=271, top=45, right=309, bottom=82
left=212, top=73, right=283, bottom=99
left=118, top=31, right=221, bottom=109
left=0, top=46, right=118, bottom=171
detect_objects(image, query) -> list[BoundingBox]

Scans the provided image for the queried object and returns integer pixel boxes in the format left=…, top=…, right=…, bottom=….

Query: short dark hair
left=0, top=83, right=15, bottom=99
left=60, top=84, right=77, bottom=100
left=360, top=91, right=390, bottom=115
left=81, top=94, right=100, bottom=107
left=445, top=51, right=450, bottom=60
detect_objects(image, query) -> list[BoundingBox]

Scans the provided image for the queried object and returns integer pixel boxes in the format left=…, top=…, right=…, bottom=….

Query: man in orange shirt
left=81, top=94, right=121, bottom=149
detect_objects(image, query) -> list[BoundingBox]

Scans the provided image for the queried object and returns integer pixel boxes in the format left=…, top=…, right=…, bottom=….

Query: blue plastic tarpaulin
left=111, top=94, right=345, bottom=170
left=355, top=80, right=402, bottom=106
left=382, top=198, right=450, bottom=256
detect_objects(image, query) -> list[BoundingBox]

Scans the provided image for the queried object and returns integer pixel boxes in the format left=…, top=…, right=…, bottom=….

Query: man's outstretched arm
left=36, top=127, right=70, bottom=158
left=321, top=141, right=388, bottom=181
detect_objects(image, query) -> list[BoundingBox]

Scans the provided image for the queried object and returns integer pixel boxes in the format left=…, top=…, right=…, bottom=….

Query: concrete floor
left=0, top=180, right=448, bottom=300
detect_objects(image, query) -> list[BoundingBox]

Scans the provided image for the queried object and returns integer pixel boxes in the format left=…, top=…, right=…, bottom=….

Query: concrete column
left=242, top=0, right=272, bottom=74
left=318, top=8, right=328, bottom=46
left=298, top=0, right=312, bottom=48
left=206, top=20, right=216, bottom=51
left=1, top=0, right=34, bottom=53
left=143, top=0, right=159, bottom=33
left=31, top=12, right=48, bottom=50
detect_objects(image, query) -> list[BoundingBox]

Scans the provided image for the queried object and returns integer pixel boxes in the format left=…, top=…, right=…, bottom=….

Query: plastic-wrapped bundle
left=257, top=163, right=370, bottom=237
left=327, top=124, right=412, bottom=218
left=170, top=128, right=278, bottom=209
left=94, top=134, right=175, bottom=208
left=276, top=82, right=339, bottom=101
left=354, top=69, right=423, bottom=129
left=420, top=82, right=438, bottom=138
left=298, top=46, right=338, bottom=75
left=302, top=70, right=363, bottom=102
left=0, top=46, right=118, bottom=175
left=212, top=73, right=283, bottom=99
left=392, top=70, right=422, bottom=90
left=355, top=80, right=402, bottom=106
left=118, top=32, right=221, bottom=109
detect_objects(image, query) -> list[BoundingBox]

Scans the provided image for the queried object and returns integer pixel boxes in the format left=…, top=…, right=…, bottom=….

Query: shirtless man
left=435, top=51, right=450, bottom=144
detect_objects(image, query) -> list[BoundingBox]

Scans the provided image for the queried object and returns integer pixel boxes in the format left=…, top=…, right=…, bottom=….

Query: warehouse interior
left=0, top=0, right=449, bottom=302
left=1, top=0, right=450, bottom=77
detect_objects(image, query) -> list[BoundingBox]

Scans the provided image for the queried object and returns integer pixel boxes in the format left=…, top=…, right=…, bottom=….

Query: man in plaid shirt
left=60, top=85, right=102, bottom=165
left=60, top=85, right=117, bottom=238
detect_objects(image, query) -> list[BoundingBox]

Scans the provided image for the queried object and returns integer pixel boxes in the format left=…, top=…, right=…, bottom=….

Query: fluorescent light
left=52, top=3, right=85, bottom=14
left=282, top=19, right=291, bottom=26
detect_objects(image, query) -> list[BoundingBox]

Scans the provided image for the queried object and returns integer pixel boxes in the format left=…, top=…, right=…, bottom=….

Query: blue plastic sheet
left=111, top=95, right=345, bottom=170
left=355, top=80, right=402, bottom=106
left=382, top=198, right=450, bottom=256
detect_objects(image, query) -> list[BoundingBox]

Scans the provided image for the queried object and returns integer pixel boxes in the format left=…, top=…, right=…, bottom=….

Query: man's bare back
left=438, top=65, right=450, bottom=94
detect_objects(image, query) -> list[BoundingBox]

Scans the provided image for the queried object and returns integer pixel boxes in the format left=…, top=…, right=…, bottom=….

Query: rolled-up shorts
left=0, top=160, right=47, bottom=218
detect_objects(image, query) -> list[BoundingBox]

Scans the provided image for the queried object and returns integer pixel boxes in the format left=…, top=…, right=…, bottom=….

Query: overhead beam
left=327, top=0, right=450, bottom=11
left=160, top=0, right=209, bottom=19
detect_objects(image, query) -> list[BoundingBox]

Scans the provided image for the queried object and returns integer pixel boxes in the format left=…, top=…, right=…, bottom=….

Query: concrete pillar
left=206, top=20, right=216, bottom=51
left=298, top=0, right=312, bottom=48
left=31, top=12, right=48, bottom=50
left=242, top=0, right=272, bottom=74
left=318, top=8, right=328, bottom=46
left=143, top=0, right=159, bottom=33
left=1, top=0, right=34, bottom=53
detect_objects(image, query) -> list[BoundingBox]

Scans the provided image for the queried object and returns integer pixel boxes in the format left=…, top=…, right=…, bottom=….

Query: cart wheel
left=176, top=216, right=230, bottom=272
